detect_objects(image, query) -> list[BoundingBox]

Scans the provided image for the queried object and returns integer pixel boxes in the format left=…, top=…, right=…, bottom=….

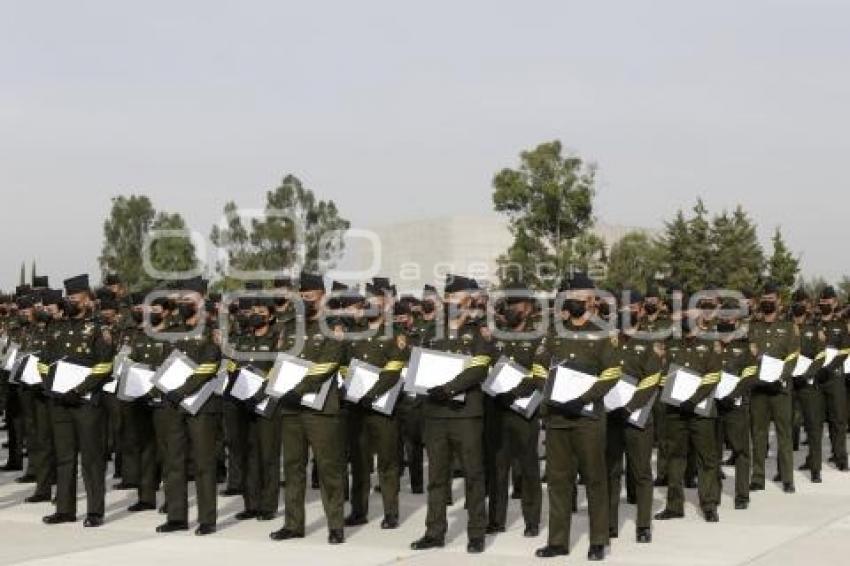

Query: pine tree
left=767, top=227, right=799, bottom=290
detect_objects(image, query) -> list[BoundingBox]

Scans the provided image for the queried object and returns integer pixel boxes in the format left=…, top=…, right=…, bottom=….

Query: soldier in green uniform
left=814, top=286, right=849, bottom=470
left=1, top=286, right=33, bottom=472
left=715, top=298, right=759, bottom=509
left=123, top=294, right=172, bottom=512
left=42, top=274, right=115, bottom=527
left=13, top=293, right=39, bottom=483
left=789, top=290, right=824, bottom=483
left=748, top=281, right=800, bottom=493
left=270, top=273, right=347, bottom=545
left=344, top=280, right=406, bottom=529
left=409, top=275, right=496, bottom=555
left=155, top=277, right=222, bottom=536
left=606, top=290, right=662, bottom=543
left=641, top=286, right=673, bottom=487
left=22, top=288, right=61, bottom=502
left=533, top=272, right=621, bottom=562
left=232, top=297, right=283, bottom=521
left=655, top=297, right=722, bottom=523
left=486, top=281, right=544, bottom=538
left=396, top=284, right=439, bottom=494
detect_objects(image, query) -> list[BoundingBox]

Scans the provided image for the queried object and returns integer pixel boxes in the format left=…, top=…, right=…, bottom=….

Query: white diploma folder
left=405, top=347, right=470, bottom=401
left=660, top=365, right=713, bottom=417
left=265, top=353, right=332, bottom=411
left=152, top=350, right=197, bottom=393
left=117, top=363, right=155, bottom=401
left=543, top=365, right=596, bottom=416
left=758, top=355, right=784, bottom=383
left=482, top=357, right=542, bottom=418
left=181, top=371, right=224, bottom=416
left=50, top=360, right=92, bottom=394
left=714, top=372, right=741, bottom=400
left=793, top=355, right=813, bottom=378
left=2, top=342, right=20, bottom=371
left=824, top=347, right=839, bottom=367
left=603, top=374, right=637, bottom=412
left=229, top=367, right=266, bottom=401
left=344, top=358, right=403, bottom=415
left=18, top=355, right=43, bottom=386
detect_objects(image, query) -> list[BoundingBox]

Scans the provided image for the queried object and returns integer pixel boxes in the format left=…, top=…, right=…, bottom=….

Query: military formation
left=1, top=269, right=849, bottom=562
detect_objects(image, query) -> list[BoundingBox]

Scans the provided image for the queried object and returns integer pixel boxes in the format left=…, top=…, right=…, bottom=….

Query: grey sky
left=2, top=0, right=848, bottom=289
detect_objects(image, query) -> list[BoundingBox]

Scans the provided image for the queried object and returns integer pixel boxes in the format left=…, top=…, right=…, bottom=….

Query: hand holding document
left=152, top=350, right=197, bottom=393
left=544, top=365, right=596, bottom=416
left=483, top=357, right=542, bottom=418
left=714, top=372, right=741, bottom=400
left=603, top=375, right=637, bottom=412
left=117, top=363, right=155, bottom=401
left=50, top=360, right=92, bottom=395
left=758, top=355, right=785, bottom=384
left=229, top=367, right=266, bottom=401
left=405, top=347, right=469, bottom=402
left=265, top=353, right=332, bottom=411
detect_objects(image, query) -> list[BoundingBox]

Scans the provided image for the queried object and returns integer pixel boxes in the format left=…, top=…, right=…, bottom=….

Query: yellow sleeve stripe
left=226, top=360, right=238, bottom=372
left=467, top=355, right=491, bottom=368
left=840, top=348, right=850, bottom=357
left=306, top=362, right=338, bottom=376
left=701, top=372, right=721, bottom=385
left=815, top=351, right=826, bottom=361
left=531, top=364, right=548, bottom=379
left=741, top=366, right=758, bottom=378
left=383, top=361, right=405, bottom=372
left=784, top=352, right=799, bottom=363
left=91, top=362, right=113, bottom=374
left=637, top=372, right=661, bottom=390
left=197, top=363, right=219, bottom=371
left=339, top=366, right=348, bottom=378
left=599, top=367, right=622, bottom=381
left=37, top=363, right=50, bottom=375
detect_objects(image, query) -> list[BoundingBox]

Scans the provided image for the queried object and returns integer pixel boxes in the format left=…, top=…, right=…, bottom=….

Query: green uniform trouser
left=820, top=376, right=848, bottom=465
left=126, top=401, right=159, bottom=506
left=103, top=393, right=123, bottom=475
left=720, top=404, right=751, bottom=503
left=51, top=400, right=106, bottom=517
left=606, top=416, right=653, bottom=530
left=663, top=410, right=719, bottom=514
left=653, top=399, right=667, bottom=481
left=117, top=400, right=141, bottom=486
left=546, top=417, right=609, bottom=548
left=4, top=385, right=24, bottom=467
left=750, top=390, right=794, bottom=485
left=30, top=390, right=55, bottom=498
left=349, top=408, right=400, bottom=519
left=19, top=387, right=36, bottom=476
left=396, top=395, right=424, bottom=492
left=487, top=409, right=542, bottom=529
left=281, top=412, right=345, bottom=533
left=796, top=386, right=824, bottom=474
left=423, top=417, right=486, bottom=540
left=223, top=398, right=249, bottom=491
left=244, top=410, right=282, bottom=515
left=161, top=405, right=219, bottom=525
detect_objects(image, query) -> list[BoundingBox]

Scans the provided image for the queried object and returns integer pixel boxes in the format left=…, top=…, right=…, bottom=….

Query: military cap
left=129, top=291, right=147, bottom=306
left=622, top=288, right=644, bottom=305
left=95, top=287, right=116, bottom=301
left=43, top=289, right=64, bottom=306
left=761, top=280, right=780, bottom=295
left=503, top=280, right=533, bottom=304
left=299, top=272, right=325, bottom=292
left=33, top=276, right=49, bottom=288
left=181, top=276, right=208, bottom=295
left=100, top=297, right=120, bottom=312
left=245, top=280, right=264, bottom=291
left=64, top=274, right=90, bottom=295
left=444, top=274, right=468, bottom=294
left=821, top=286, right=838, bottom=300
left=15, top=284, right=32, bottom=298
left=645, top=284, right=661, bottom=299
left=16, top=295, right=35, bottom=310
left=423, top=284, right=438, bottom=297
left=393, top=301, right=411, bottom=316
left=558, top=271, right=595, bottom=292
left=272, top=277, right=292, bottom=289
left=104, top=273, right=122, bottom=286
left=238, top=297, right=256, bottom=310
left=254, top=296, right=276, bottom=310
left=791, top=288, right=809, bottom=303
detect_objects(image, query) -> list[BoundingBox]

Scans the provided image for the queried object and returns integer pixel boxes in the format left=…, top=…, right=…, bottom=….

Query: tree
left=146, top=212, right=198, bottom=277
left=709, top=206, right=764, bottom=291
left=492, top=140, right=596, bottom=288
left=99, top=195, right=157, bottom=287
left=210, top=174, right=350, bottom=285
left=660, top=209, right=697, bottom=291
left=604, top=232, right=665, bottom=293
left=798, top=275, right=827, bottom=300
left=767, top=227, right=799, bottom=290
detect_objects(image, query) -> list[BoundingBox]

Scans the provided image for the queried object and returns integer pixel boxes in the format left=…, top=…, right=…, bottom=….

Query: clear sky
left=1, top=0, right=847, bottom=289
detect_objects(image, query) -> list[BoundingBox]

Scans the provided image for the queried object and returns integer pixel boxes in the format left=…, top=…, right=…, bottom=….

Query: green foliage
left=767, top=227, right=800, bottom=290
left=604, top=232, right=665, bottom=293
left=99, top=194, right=196, bottom=289
left=709, top=206, right=764, bottom=291
left=210, top=174, right=350, bottom=286
left=492, top=140, right=596, bottom=288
